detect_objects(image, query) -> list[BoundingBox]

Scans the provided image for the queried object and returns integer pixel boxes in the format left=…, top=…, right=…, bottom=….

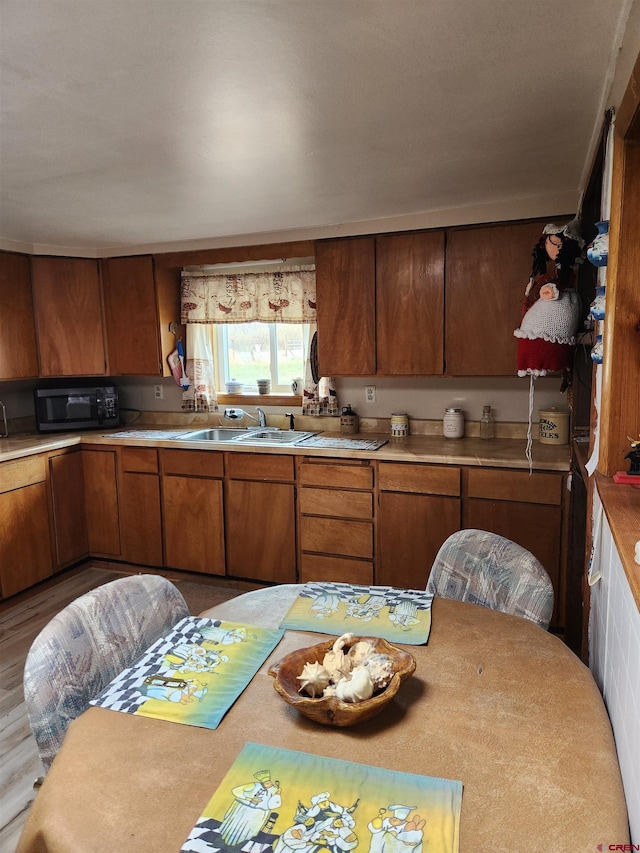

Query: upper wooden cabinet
left=31, top=256, right=107, bottom=376
left=102, top=255, right=162, bottom=375
left=316, top=237, right=376, bottom=375
left=376, top=231, right=444, bottom=375
left=0, top=251, right=39, bottom=380
left=445, top=220, right=553, bottom=376
left=315, top=232, right=445, bottom=376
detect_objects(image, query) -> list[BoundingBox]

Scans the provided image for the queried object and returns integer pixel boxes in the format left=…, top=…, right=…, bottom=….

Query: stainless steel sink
left=233, top=429, right=317, bottom=446
left=176, top=428, right=258, bottom=442
left=175, top=427, right=317, bottom=446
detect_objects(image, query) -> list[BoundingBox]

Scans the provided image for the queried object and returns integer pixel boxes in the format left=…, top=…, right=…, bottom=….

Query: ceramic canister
left=390, top=413, right=409, bottom=437
left=538, top=407, right=569, bottom=445
left=340, top=405, right=359, bottom=434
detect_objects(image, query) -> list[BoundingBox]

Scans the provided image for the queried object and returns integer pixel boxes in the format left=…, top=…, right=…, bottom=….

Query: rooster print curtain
left=181, top=266, right=316, bottom=324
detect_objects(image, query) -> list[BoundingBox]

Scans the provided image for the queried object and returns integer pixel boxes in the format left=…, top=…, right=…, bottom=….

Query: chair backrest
left=24, top=574, right=189, bottom=771
left=426, top=529, right=554, bottom=629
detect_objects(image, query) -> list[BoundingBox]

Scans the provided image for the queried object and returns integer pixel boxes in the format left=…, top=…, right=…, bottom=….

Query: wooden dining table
left=16, top=586, right=630, bottom=853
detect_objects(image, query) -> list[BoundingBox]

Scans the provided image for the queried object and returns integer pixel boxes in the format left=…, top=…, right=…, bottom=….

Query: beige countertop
left=0, top=427, right=570, bottom=471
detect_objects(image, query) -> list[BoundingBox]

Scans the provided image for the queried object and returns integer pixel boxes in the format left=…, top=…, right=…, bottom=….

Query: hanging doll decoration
left=514, top=220, right=584, bottom=379
left=513, top=220, right=584, bottom=470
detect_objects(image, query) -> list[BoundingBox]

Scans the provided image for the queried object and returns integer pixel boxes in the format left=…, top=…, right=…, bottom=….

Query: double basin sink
left=175, top=427, right=317, bottom=447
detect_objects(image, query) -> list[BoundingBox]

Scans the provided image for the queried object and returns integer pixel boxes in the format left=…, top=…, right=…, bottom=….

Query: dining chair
left=23, top=574, right=189, bottom=773
left=426, top=529, right=554, bottom=629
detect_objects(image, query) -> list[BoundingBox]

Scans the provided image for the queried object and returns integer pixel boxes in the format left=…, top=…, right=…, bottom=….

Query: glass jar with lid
left=443, top=407, right=464, bottom=439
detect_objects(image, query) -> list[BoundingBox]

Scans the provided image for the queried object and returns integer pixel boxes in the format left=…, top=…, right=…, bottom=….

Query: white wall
left=589, top=487, right=640, bottom=843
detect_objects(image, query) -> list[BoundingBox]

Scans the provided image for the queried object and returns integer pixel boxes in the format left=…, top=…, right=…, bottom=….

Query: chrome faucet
left=224, top=407, right=267, bottom=428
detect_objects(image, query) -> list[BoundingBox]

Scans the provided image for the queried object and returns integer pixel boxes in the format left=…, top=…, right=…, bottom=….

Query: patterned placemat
left=279, top=582, right=433, bottom=645
left=103, top=429, right=187, bottom=439
left=90, top=617, right=283, bottom=729
left=181, top=742, right=462, bottom=853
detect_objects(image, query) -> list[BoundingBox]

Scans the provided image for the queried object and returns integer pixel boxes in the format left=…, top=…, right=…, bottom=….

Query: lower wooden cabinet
left=0, top=456, right=53, bottom=597
left=297, top=458, right=375, bottom=585
left=160, top=449, right=225, bottom=575
left=82, top=447, right=121, bottom=557
left=463, top=468, right=566, bottom=628
left=225, top=453, right=296, bottom=583
left=118, top=447, right=163, bottom=567
left=49, top=450, right=88, bottom=568
left=376, top=462, right=461, bottom=589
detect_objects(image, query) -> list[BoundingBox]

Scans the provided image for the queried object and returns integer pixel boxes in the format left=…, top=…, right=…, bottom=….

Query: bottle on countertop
left=340, top=405, right=359, bottom=435
left=480, top=405, right=495, bottom=440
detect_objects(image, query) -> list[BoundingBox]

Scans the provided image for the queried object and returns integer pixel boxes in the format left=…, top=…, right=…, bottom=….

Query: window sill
left=217, top=393, right=303, bottom=406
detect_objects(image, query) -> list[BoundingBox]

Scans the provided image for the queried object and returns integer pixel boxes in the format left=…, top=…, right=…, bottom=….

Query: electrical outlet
left=365, top=385, right=376, bottom=404
left=154, top=384, right=163, bottom=400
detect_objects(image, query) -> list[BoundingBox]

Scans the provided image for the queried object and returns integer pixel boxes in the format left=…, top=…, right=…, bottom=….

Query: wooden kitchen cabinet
left=225, top=453, right=296, bottom=583
left=102, top=255, right=163, bottom=376
left=0, top=456, right=53, bottom=597
left=48, top=450, right=88, bottom=568
left=118, top=447, right=163, bottom=567
left=462, top=467, right=566, bottom=628
left=31, top=256, right=107, bottom=376
left=82, top=447, right=121, bottom=557
left=160, top=449, right=225, bottom=575
left=376, top=231, right=445, bottom=375
left=376, top=462, right=461, bottom=589
left=298, top=458, right=375, bottom=584
left=315, top=231, right=445, bottom=376
left=315, top=237, right=376, bottom=375
left=445, top=220, right=563, bottom=376
left=0, top=250, right=39, bottom=380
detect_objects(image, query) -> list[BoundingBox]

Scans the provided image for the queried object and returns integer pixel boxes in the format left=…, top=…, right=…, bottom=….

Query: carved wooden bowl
left=268, top=635, right=416, bottom=726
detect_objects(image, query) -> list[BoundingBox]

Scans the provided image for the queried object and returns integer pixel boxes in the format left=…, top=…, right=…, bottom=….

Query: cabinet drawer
left=0, top=455, right=46, bottom=493
left=299, top=461, right=373, bottom=489
left=300, top=516, right=373, bottom=559
left=120, top=446, right=158, bottom=473
left=226, top=452, right=294, bottom=481
left=378, top=462, right=460, bottom=496
left=299, top=554, right=374, bottom=585
left=467, top=469, right=563, bottom=505
left=299, top=487, right=373, bottom=519
left=160, top=449, right=224, bottom=478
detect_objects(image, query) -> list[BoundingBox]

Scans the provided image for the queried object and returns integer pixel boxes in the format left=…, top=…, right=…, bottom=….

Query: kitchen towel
left=279, top=582, right=433, bottom=645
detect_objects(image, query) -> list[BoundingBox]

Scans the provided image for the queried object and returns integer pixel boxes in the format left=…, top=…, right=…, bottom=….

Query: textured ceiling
left=0, top=0, right=635, bottom=254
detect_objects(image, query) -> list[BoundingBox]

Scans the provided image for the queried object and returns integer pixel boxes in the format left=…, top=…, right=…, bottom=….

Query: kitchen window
left=213, top=321, right=310, bottom=393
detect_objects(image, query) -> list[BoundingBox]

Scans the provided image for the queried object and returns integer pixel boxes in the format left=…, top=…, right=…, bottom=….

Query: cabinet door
left=464, top=499, right=562, bottom=627
left=315, top=237, right=376, bottom=375
left=225, top=480, right=296, bottom=582
left=31, top=256, right=106, bottom=376
left=82, top=448, right=121, bottom=556
left=163, top=475, right=225, bottom=575
left=0, top=251, right=39, bottom=379
left=377, top=492, right=460, bottom=589
left=376, top=231, right=445, bottom=375
left=102, top=255, right=162, bottom=376
left=445, top=221, right=553, bottom=376
left=119, top=471, right=163, bottom=566
left=0, top=481, right=53, bottom=597
left=49, top=452, right=88, bottom=568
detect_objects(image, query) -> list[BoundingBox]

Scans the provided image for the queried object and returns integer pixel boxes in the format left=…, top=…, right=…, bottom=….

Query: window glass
left=216, top=322, right=307, bottom=392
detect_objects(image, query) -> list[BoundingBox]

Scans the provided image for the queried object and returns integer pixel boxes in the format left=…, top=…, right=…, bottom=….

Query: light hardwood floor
left=0, top=562, right=257, bottom=852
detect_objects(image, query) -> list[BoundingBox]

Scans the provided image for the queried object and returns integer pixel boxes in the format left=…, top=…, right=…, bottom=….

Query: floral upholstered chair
left=426, top=529, right=554, bottom=629
left=24, top=574, right=189, bottom=774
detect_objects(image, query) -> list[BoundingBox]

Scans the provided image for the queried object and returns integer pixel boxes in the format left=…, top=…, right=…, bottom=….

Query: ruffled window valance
left=181, top=265, right=316, bottom=324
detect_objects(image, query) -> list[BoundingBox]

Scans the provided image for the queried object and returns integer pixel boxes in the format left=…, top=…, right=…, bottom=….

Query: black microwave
left=34, top=385, right=120, bottom=432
